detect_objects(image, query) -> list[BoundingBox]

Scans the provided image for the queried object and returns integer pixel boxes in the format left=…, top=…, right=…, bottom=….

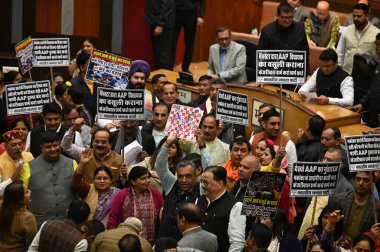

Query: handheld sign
left=256, top=50, right=306, bottom=84
left=97, top=87, right=144, bottom=120
left=33, top=38, right=70, bottom=67
left=14, top=36, right=36, bottom=74
left=291, top=162, right=340, bottom=197
left=165, top=104, right=203, bottom=141
left=241, top=172, right=286, bottom=218
left=345, top=135, right=380, bottom=172
left=5, top=80, right=52, bottom=115
left=85, top=49, right=131, bottom=89
left=216, top=89, right=248, bottom=125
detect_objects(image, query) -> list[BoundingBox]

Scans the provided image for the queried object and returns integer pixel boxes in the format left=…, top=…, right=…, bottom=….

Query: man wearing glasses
left=258, top=2, right=309, bottom=89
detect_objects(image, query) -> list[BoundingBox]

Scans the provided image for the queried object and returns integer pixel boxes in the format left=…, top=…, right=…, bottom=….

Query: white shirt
left=298, top=67, right=354, bottom=107
left=152, top=128, right=165, bottom=146
left=336, top=22, right=371, bottom=67
left=27, top=221, right=88, bottom=252
left=25, top=124, right=84, bottom=151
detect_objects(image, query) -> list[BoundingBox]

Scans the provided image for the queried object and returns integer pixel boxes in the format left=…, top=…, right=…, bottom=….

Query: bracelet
left=199, top=144, right=206, bottom=149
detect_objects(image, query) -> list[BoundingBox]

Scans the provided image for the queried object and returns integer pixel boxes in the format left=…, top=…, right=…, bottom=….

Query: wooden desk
left=148, top=69, right=366, bottom=140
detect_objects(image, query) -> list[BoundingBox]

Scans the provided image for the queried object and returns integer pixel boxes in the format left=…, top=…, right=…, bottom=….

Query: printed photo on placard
left=14, top=36, right=37, bottom=74
left=251, top=98, right=284, bottom=128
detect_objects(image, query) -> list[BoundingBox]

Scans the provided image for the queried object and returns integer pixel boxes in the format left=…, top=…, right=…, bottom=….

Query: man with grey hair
left=90, top=217, right=152, bottom=252
left=155, top=135, right=201, bottom=240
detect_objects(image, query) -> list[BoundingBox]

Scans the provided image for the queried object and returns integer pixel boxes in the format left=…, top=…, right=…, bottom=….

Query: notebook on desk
left=176, top=71, right=197, bottom=86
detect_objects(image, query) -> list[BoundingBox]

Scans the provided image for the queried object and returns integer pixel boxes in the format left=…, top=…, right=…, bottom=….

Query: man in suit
left=207, top=27, right=247, bottom=84
left=177, top=203, right=218, bottom=252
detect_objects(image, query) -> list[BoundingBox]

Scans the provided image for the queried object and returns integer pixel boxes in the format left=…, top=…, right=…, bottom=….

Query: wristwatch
left=198, top=144, right=206, bottom=149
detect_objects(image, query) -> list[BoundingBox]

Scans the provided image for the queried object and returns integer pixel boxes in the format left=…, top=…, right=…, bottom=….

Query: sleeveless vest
left=39, top=219, right=84, bottom=252
left=158, top=182, right=201, bottom=240
left=28, top=154, right=75, bottom=227
left=316, top=66, right=348, bottom=98
left=197, top=192, right=237, bottom=252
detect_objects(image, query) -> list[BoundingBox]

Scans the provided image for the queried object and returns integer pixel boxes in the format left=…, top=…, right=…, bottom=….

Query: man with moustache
left=113, top=119, right=156, bottom=164
left=0, top=130, right=34, bottom=194
left=190, top=75, right=212, bottom=114
left=141, top=102, right=169, bottom=147
left=337, top=3, right=380, bottom=74
left=25, top=102, right=84, bottom=158
left=155, top=134, right=200, bottom=241
left=20, top=132, right=77, bottom=227
left=61, top=120, right=124, bottom=185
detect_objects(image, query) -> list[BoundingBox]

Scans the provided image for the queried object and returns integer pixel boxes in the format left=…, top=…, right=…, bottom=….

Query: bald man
left=304, top=1, right=340, bottom=48
left=230, top=155, right=261, bottom=202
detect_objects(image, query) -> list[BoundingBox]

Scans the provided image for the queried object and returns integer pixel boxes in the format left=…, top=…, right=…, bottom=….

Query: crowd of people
left=1, top=0, right=380, bottom=252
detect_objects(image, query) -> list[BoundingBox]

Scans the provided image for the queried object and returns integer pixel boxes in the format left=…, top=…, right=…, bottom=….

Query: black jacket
left=360, top=63, right=380, bottom=127
left=145, top=0, right=176, bottom=28
left=296, top=137, right=323, bottom=162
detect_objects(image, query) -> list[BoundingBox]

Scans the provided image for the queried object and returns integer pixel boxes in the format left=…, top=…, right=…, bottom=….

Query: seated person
left=304, top=1, right=340, bottom=48
left=207, top=26, right=247, bottom=84
left=299, top=48, right=353, bottom=107
left=288, top=0, right=310, bottom=23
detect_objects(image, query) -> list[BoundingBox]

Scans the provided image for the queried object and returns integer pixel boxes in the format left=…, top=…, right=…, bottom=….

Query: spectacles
left=200, top=179, right=210, bottom=186
left=354, top=177, right=370, bottom=184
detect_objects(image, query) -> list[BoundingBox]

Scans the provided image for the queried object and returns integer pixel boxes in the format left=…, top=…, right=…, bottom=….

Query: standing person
left=20, top=132, right=77, bottom=227
left=107, top=166, right=164, bottom=244
left=169, top=0, right=206, bottom=73
left=337, top=3, right=380, bottom=74
left=258, top=2, right=309, bottom=86
left=145, top=0, right=176, bottom=70
left=244, top=223, right=273, bottom=252
left=0, top=181, right=37, bottom=252
left=0, top=119, right=30, bottom=155
left=68, top=37, right=97, bottom=77
left=28, top=199, right=91, bottom=252
left=72, top=150, right=120, bottom=226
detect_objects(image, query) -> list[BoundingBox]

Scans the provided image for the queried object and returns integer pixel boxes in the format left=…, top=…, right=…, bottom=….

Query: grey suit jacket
left=178, top=227, right=218, bottom=252
left=207, top=41, right=247, bottom=84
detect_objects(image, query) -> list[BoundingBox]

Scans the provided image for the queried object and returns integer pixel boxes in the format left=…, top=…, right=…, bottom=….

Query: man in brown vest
left=28, top=199, right=90, bottom=252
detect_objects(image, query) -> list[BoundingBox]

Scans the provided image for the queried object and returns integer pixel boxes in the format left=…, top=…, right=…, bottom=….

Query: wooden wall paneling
left=99, top=0, right=113, bottom=52
left=73, top=0, right=100, bottom=37
left=0, top=0, right=13, bottom=50
left=35, top=0, right=61, bottom=34
left=193, top=0, right=263, bottom=62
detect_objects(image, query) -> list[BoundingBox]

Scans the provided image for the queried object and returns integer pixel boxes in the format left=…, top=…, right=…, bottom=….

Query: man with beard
left=20, top=132, right=77, bottom=227
left=61, top=122, right=125, bottom=186
left=126, top=60, right=154, bottom=120
left=337, top=3, right=380, bottom=74
left=0, top=130, right=34, bottom=194
left=250, top=109, right=297, bottom=178
left=328, top=171, right=379, bottom=240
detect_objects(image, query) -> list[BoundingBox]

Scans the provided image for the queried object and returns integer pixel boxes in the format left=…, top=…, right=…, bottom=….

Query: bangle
left=199, top=144, right=206, bottom=149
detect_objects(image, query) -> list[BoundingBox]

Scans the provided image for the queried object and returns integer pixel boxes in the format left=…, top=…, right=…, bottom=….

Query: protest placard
left=85, top=49, right=131, bottom=89
left=291, top=162, right=340, bottom=197
left=251, top=98, right=284, bottom=127
left=165, top=104, right=203, bottom=141
left=241, top=172, right=286, bottom=218
left=97, top=87, right=144, bottom=120
left=33, top=38, right=70, bottom=67
left=14, top=36, right=36, bottom=74
left=5, top=81, right=51, bottom=115
left=216, top=89, right=248, bottom=125
left=256, top=50, right=306, bottom=84
left=345, top=135, right=380, bottom=172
